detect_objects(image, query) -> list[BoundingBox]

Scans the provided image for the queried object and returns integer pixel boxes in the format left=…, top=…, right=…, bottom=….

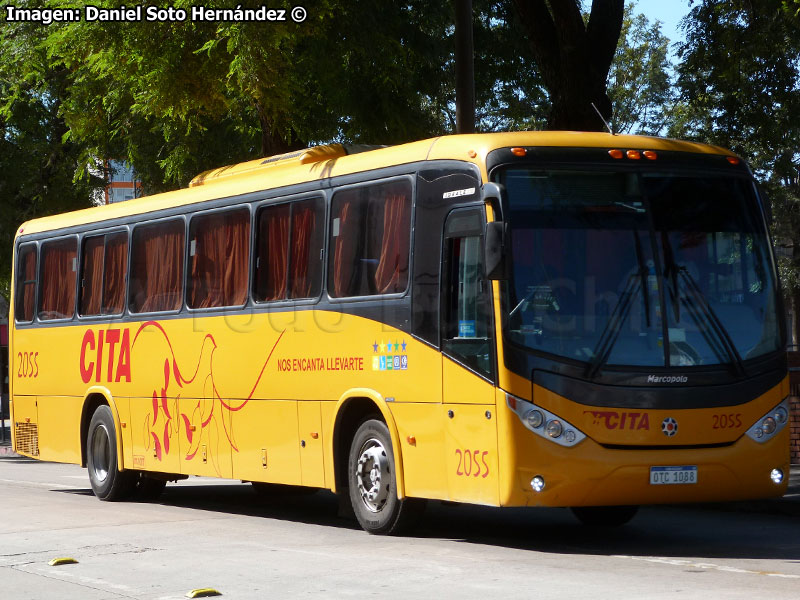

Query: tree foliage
left=675, top=0, right=800, bottom=342
left=607, top=4, right=672, bottom=134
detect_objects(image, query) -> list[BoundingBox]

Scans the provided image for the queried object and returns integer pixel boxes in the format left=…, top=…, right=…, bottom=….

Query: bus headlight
left=525, top=409, right=544, bottom=429
left=507, top=394, right=586, bottom=447
left=546, top=419, right=563, bottom=439
left=746, top=398, right=789, bottom=444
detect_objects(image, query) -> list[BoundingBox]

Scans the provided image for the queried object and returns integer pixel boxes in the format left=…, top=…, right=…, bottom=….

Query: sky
left=634, top=0, right=693, bottom=49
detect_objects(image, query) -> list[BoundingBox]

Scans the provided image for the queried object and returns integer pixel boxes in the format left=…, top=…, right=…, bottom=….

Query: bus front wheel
left=87, top=405, right=136, bottom=501
left=571, top=505, right=639, bottom=527
left=347, top=418, right=423, bottom=535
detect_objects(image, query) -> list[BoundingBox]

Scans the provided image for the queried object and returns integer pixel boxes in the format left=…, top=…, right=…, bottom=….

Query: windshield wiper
left=586, top=230, right=650, bottom=379
left=586, top=273, right=641, bottom=379
left=677, top=267, right=747, bottom=377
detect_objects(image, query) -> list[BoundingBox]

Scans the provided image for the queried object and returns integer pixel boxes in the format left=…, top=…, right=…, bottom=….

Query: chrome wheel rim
left=91, top=424, right=111, bottom=483
left=355, top=437, right=390, bottom=513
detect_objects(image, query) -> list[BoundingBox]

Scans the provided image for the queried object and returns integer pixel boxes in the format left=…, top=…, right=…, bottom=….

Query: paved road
left=2, top=455, right=800, bottom=599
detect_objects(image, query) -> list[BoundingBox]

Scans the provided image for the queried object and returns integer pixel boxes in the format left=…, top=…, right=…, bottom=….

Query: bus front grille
left=14, top=422, right=40, bottom=457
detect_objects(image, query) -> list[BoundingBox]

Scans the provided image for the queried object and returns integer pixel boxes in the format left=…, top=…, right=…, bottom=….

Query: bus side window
left=15, top=244, right=37, bottom=322
left=129, top=219, right=185, bottom=313
left=442, top=233, right=495, bottom=380
left=253, top=197, right=324, bottom=303
left=328, top=180, right=412, bottom=298
left=80, top=231, right=128, bottom=316
left=38, top=238, right=78, bottom=321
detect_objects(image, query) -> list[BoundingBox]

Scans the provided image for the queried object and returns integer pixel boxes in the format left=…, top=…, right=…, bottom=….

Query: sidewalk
left=0, top=421, right=12, bottom=456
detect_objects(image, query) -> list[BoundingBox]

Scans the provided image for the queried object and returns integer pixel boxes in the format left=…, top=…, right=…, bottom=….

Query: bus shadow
left=51, top=480, right=800, bottom=562
left=413, top=501, right=800, bottom=562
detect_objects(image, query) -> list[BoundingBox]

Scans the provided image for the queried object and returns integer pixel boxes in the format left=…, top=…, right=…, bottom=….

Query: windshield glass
left=500, top=168, right=781, bottom=369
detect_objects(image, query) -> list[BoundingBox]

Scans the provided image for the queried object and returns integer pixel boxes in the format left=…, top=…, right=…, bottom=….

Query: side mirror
left=485, top=220, right=510, bottom=280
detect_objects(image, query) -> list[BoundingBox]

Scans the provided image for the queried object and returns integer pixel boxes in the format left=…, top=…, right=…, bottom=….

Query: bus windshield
left=500, top=167, right=782, bottom=370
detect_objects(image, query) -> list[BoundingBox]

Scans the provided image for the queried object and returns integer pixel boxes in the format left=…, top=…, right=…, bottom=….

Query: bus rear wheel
left=87, top=405, right=136, bottom=501
left=347, top=419, right=423, bottom=535
left=571, top=505, right=639, bottom=527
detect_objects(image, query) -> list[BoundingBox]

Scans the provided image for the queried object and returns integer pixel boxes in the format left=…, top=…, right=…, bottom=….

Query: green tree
left=0, top=18, right=104, bottom=296
left=607, top=3, right=673, bottom=134
left=674, top=0, right=800, bottom=343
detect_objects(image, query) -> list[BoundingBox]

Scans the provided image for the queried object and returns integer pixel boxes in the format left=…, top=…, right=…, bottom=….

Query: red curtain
left=374, top=192, right=411, bottom=294
left=103, top=233, right=128, bottom=314
left=289, top=204, right=316, bottom=298
left=255, top=205, right=290, bottom=301
left=189, top=210, right=250, bottom=308
left=331, top=192, right=359, bottom=297
left=17, top=246, right=37, bottom=321
left=130, top=220, right=184, bottom=313
left=80, top=236, right=104, bottom=315
left=39, top=239, right=77, bottom=320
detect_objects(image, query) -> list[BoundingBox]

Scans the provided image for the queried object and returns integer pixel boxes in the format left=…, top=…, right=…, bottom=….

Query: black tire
left=347, top=419, right=424, bottom=535
left=87, top=405, right=136, bottom=501
left=571, top=505, right=639, bottom=527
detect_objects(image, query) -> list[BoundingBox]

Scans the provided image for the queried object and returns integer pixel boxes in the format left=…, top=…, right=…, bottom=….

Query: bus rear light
left=643, top=150, right=658, bottom=160
left=726, top=156, right=741, bottom=165
left=511, top=147, right=527, bottom=157
left=608, top=149, right=624, bottom=159
left=746, top=398, right=789, bottom=443
left=626, top=150, right=641, bottom=160
left=506, top=393, right=586, bottom=447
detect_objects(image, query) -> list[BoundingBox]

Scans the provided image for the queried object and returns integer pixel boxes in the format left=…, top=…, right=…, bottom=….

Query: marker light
left=770, top=469, right=784, bottom=484
left=643, top=150, right=658, bottom=160
left=531, top=476, right=546, bottom=492
left=468, top=150, right=477, bottom=158
left=746, top=398, right=790, bottom=443
left=608, top=149, right=624, bottom=159
left=726, top=156, right=741, bottom=165
left=511, top=147, right=527, bottom=157
left=626, top=150, right=642, bottom=160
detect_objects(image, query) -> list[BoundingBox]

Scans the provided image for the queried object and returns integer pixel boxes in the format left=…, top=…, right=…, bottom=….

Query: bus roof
left=16, top=131, right=734, bottom=237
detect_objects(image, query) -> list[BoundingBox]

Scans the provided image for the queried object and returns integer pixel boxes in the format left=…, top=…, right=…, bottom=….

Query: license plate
left=650, top=465, right=698, bottom=485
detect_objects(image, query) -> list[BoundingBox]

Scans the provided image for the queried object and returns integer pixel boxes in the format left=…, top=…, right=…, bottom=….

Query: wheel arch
left=80, top=387, right=126, bottom=470
left=329, top=388, right=406, bottom=499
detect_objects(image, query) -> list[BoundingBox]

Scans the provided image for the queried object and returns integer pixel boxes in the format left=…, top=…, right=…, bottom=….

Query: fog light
left=770, top=468, right=784, bottom=484
left=761, top=417, right=777, bottom=435
left=546, top=420, right=563, bottom=439
left=531, top=476, right=546, bottom=492
left=525, top=409, right=544, bottom=429
left=564, top=430, right=577, bottom=443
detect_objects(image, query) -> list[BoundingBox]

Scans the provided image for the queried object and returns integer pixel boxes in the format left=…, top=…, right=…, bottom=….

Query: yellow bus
left=9, top=132, right=789, bottom=533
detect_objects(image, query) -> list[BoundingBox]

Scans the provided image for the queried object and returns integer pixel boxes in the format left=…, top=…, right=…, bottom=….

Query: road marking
left=613, top=555, right=800, bottom=579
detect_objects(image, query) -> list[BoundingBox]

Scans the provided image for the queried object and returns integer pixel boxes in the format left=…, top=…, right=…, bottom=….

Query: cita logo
left=646, top=375, right=688, bottom=384
left=584, top=410, right=650, bottom=431
left=79, top=328, right=132, bottom=384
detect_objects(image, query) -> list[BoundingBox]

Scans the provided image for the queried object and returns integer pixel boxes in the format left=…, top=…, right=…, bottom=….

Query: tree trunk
left=256, top=102, right=305, bottom=157
left=455, top=0, right=476, bottom=134
left=512, top=0, right=623, bottom=131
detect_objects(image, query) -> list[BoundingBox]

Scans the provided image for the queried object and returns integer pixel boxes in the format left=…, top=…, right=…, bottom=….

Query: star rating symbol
left=401, top=339, right=407, bottom=352
left=372, top=341, right=378, bottom=353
